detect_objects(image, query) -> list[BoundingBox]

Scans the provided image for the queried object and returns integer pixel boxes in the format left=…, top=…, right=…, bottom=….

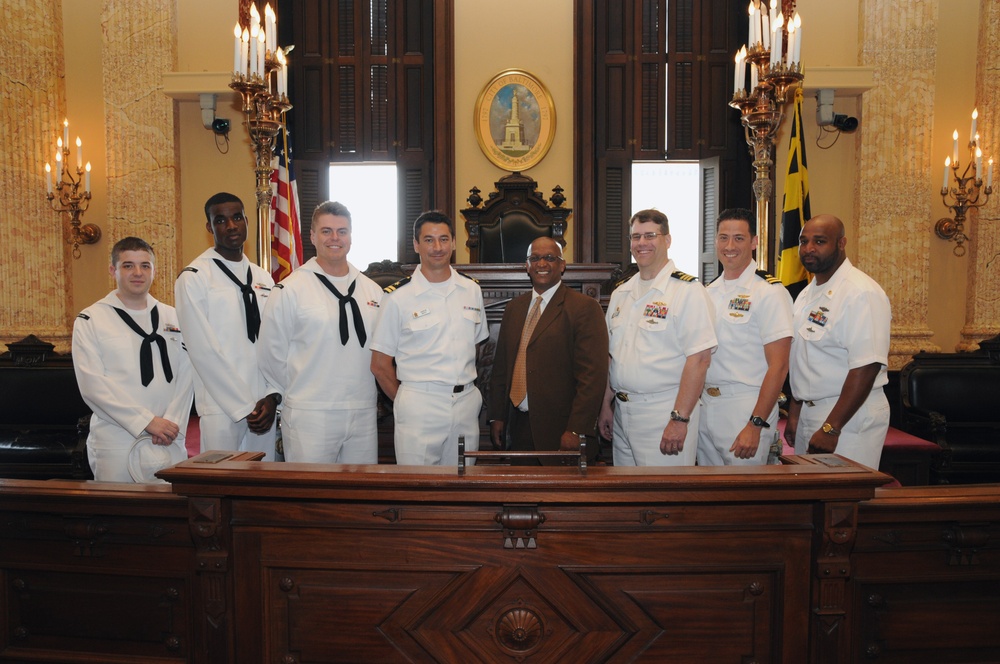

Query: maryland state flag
left=776, top=87, right=811, bottom=299
left=269, top=127, right=304, bottom=283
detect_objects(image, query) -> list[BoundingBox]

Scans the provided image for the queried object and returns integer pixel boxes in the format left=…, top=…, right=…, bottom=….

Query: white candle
left=76, top=137, right=82, bottom=170
left=250, top=3, right=260, bottom=28
left=85, top=162, right=91, bottom=193
left=241, top=28, right=250, bottom=76
left=734, top=51, right=741, bottom=94
left=989, top=158, right=994, bottom=188
left=761, top=11, right=770, bottom=50
left=265, top=4, right=276, bottom=55
left=250, top=23, right=259, bottom=77
left=785, top=21, right=795, bottom=66
left=976, top=147, right=983, bottom=177
left=233, top=24, right=242, bottom=74
left=772, top=15, right=783, bottom=66
left=45, top=163, right=52, bottom=194
left=63, top=118, right=69, bottom=147
left=56, top=151, right=62, bottom=183
left=57, top=136, right=62, bottom=150
left=277, top=49, right=287, bottom=97
left=770, top=0, right=778, bottom=24
left=792, top=13, right=802, bottom=64
left=970, top=108, right=978, bottom=144
left=943, top=157, right=950, bottom=191
left=257, top=29, right=266, bottom=77
left=748, top=3, right=755, bottom=46
left=750, top=64, right=758, bottom=91
left=953, top=130, right=960, bottom=164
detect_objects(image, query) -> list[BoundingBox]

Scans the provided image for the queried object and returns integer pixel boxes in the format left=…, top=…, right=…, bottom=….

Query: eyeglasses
left=527, top=254, right=564, bottom=263
left=629, top=232, right=665, bottom=242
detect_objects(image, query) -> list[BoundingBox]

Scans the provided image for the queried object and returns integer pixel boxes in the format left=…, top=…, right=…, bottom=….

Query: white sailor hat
left=127, top=434, right=174, bottom=484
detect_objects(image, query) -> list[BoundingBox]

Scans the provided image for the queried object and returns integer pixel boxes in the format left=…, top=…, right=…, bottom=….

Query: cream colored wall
left=928, top=0, right=979, bottom=352
left=453, top=0, right=575, bottom=262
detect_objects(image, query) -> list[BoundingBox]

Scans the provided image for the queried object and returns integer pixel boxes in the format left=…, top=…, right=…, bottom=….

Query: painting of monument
left=489, top=84, right=540, bottom=157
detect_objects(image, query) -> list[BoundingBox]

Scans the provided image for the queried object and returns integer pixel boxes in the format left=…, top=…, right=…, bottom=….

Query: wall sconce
left=936, top=109, right=993, bottom=257
left=45, top=118, right=100, bottom=258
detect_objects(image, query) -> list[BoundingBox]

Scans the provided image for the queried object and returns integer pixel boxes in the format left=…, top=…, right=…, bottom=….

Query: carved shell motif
left=496, top=607, right=543, bottom=653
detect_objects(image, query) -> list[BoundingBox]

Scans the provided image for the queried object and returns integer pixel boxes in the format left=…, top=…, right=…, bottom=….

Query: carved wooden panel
left=233, top=499, right=814, bottom=662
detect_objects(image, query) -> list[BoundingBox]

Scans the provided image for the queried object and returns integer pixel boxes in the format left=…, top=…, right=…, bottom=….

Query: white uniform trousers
left=281, top=406, right=377, bottom=464
left=697, top=385, right=777, bottom=466
left=88, top=422, right=188, bottom=483
left=199, top=413, right=279, bottom=462
left=794, top=389, right=890, bottom=470
left=393, top=382, right=482, bottom=466
left=612, top=389, right=700, bottom=466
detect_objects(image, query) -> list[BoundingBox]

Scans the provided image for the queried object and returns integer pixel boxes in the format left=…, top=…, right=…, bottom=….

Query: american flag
left=270, top=128, right=304, bottom=282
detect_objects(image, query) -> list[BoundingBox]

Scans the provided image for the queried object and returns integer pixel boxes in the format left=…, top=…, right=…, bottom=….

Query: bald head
left=803, top=214, right=845, bottom=240
left=799, top=214, right=847, bottom=283
left=526, top=236, right=565, bottom=292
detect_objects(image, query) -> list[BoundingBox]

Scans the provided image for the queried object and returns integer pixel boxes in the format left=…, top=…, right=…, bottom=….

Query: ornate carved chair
left=461, top=172, right=571, bottom=263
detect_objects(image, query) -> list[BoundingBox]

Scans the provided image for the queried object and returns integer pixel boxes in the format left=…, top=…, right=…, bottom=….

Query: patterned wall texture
left=857, top=0, right=941, bottom=368
left=100, top=0, right=180, bottom=306
left=0, top=0, right=72, bottom=347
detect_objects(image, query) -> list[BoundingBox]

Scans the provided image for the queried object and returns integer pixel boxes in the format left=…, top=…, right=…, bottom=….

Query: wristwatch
left=821, top=422, right=840, bottom=435
left=749, top=415, right=771, bottom=428
left=669, top=410, right=690, bottom=423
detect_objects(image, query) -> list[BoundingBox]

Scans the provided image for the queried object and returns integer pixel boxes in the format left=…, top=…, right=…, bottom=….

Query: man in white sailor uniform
left=698, top=208, right=793, bottom=466
left=785, top=214, right=891, bottom=470
left=257, top=201, right=383, bottom=463
left=598, top=209, right=717, bottom=466
left=174, top=192, right=280, bottom=460
left=73, top=237, right=193, bottom=482
left=370, top=210, right=489, bottom=465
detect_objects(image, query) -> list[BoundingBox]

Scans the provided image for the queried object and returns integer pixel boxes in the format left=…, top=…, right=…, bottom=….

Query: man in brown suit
left=488, top=237, right=609, bottom=464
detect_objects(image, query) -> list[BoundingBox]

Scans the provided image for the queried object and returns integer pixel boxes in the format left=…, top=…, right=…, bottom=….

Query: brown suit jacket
left=487, top=283, right=609, bottom=452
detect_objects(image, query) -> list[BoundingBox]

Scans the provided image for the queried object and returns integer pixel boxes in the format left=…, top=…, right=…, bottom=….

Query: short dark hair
left=204, top=192, right=244, bottom=223
left=629, top=209, right=669, bottom=234
left=717, top=207, right=756, bottom=235
left=313, top=201, right=352, bottom=229
left=111, top=237, right=155, bottom=266
left=413, top=210, right=455, bottom=241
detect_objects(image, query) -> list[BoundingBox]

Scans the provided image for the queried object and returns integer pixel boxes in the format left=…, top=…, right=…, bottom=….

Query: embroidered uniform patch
left=643, top=301, right=668, bottom=319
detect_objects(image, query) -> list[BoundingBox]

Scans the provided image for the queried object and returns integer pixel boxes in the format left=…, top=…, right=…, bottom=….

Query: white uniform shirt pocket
left=797, top=320, right=827, bottom=341
left=405, top=311, right=440, bottom=333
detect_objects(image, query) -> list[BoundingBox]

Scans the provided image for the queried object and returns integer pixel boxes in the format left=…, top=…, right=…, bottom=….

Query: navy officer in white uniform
left=698, top=208, right=793, bottom=466
left=598, top=209, right=717, bottom=466
left=370, top=210, right=489, bottom=465
left=785, top=214, right=891, bottom=469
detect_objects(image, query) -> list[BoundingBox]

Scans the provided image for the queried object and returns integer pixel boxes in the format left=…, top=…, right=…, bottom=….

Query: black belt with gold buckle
left=615, top=392, right=629, bottom=402
left=453, top=384, right=465, bottom=393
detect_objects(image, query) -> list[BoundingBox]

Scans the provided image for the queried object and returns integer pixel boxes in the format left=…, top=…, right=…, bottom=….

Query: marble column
left=957, top=0, right=1000, bottom=351
left=0, top=0, right=73, bottom=348
left=857, top=0, right=941, bottom=369
left=101, top=0, right=181, bottom=305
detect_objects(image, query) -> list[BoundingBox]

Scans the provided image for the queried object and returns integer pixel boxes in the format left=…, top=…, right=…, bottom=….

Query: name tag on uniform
left=412, top=308, right=431, bottom=319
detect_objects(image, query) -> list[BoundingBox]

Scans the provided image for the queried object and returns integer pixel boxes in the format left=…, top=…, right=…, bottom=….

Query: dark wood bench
left=0, top=335, right=92, bottom=479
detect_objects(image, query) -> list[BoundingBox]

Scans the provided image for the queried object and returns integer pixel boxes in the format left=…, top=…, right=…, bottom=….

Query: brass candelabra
left=230, top=53, right=291, bottom=274
left=46, top=140, right=100, bottom=259
left=729, top=44, right=804, bottom=270
left=936, top=141, right=993, bottom=257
